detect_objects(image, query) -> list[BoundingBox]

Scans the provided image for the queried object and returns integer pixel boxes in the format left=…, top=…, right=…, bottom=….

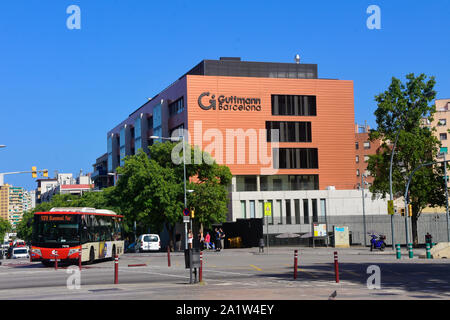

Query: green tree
left=367, top=73, right=445, bottom=245
left=0, top=217, right=11, bottom=243
left=15, top=211, right=33, bottom=243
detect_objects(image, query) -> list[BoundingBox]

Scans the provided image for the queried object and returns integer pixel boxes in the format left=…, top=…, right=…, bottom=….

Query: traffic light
left=32, top=166, right=37, bottom=178
left=43, top=169, right=48, bottom=178
left=400, top=208, right=405, bottom=216
left=190, top=207, right=195, bottom=219
left=408, top=204, right=413, bottom=217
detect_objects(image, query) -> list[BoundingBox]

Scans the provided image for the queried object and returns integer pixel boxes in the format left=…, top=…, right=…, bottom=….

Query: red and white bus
left=31, top=207, right=124, bottom=266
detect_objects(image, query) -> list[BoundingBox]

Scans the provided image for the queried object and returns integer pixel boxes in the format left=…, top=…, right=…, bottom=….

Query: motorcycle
left=370, top=234, right=386, bottom=251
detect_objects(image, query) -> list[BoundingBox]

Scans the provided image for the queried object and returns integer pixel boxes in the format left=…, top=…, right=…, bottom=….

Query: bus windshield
left=33, top=214, right=80, bottom=246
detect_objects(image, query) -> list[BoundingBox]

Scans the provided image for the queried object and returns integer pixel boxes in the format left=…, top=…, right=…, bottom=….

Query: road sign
left=183, top=216, right=190, bottom=223
left=388, top=200, right=394, bottom=215
left=183, top=208, right=190, bottom=216
left=264, top=202, right=272, bottom=216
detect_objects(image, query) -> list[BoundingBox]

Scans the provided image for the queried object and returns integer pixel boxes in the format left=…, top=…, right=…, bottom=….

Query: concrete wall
left=230, top=189, right=450, bottom=246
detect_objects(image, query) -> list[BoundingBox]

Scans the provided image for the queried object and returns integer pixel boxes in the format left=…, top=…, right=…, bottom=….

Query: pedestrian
left=175, top=233, right=181, bottom=251
left=188, top=229, right=193, bottom=249
left=204, top=232, right=211, bottom=250
left=220, top=228, right=225, bottom=250
left=198, top=231, right=204, bottom=250
left=215, top=228, right=221, bottom=252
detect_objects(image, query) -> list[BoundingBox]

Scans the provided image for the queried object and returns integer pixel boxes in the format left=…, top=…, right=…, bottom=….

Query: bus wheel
left=89, top=247, right=95, bottom=264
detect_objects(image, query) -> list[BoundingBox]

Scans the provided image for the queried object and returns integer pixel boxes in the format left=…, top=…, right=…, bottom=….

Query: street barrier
left=78, top=248, right=82, bottom=270
left=426, top=243, right=431, bottom=259
left=114, top=255, right=118, bottom=284
left=408, top=243, right=413, bottom=259
left=396, top=244, right=401, bottom=259
left=334, top=251, right=339, bottom=283
left=294, top=250, right=298, bottom=280
left=199, top=251, right=203, bottom=282
left=167, top=246, right=171, bottom=267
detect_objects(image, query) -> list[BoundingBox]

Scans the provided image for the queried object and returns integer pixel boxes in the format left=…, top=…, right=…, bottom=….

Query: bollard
left=199, top=251, right=203, bottom=282
left=396, top=244, right=401, bottom=259
left=294, top=250, right=298, bottom=280
left=167, top=246, right=171, bottom=267
left=54, top=254, right=58, bottom=270
left=408, top=243, right=413, bottom=259
left=334, top=251, right=339, bottom=283
left=78, top=248, right=82, bottom=271
left=114, top=254, right=119, bottom=284
left=426, top=243, right=431, bottom=259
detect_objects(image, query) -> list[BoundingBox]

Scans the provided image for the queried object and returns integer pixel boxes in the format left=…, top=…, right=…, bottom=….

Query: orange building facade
left=102, top=58, right=378, bottom=229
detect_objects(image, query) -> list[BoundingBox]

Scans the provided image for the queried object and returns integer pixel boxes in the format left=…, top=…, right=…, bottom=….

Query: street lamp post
left=361, top=174, right=367, bottom=247
left=150, top=134, right=188, bottom=250
left=439, top=151, right=450, bottom=242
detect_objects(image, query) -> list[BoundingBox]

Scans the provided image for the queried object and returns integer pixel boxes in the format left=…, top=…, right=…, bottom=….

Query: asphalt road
left=0, top=246, right=449, bottom=300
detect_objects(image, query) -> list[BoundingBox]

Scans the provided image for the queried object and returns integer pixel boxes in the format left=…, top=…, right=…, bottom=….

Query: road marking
left=297, top=268, right=318, bottom=278
left=250, top=265, right=262, bottom=271
left=343, top=270, right=360, bottom=277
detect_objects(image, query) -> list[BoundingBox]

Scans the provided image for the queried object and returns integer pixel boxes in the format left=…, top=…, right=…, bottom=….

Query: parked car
left=13, top=240, right=26, bottom=247
left=10, top=247, right=29, bottom=259
left=136, top=234, right=161, bottom=252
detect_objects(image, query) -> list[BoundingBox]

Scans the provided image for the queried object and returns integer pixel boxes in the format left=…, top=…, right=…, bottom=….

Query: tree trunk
left=166, top=222, right=175, bottom=252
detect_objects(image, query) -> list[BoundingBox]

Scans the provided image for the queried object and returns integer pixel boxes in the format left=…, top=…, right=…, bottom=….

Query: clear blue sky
left=1, top=0, right=449, bottom=191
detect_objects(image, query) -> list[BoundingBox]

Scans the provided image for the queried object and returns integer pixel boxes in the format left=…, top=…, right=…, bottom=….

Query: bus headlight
left=68, top=249, right=79, bottom=256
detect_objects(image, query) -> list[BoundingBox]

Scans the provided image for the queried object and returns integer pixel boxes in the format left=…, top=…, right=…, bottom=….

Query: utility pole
left=361, top=174, right=367, bottom=247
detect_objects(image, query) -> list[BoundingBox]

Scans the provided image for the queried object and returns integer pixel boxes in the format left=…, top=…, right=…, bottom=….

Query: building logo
left=198, top=92, right=261, bottom=112
left=198, top=92, right=216, bottom=110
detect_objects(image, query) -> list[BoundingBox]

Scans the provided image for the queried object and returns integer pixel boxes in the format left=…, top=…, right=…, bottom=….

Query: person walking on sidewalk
left=204, top=232, right=211, bottom=250
left=219, top=228, right=225, bottom=250
left=214, top=228, right=221, bottom=252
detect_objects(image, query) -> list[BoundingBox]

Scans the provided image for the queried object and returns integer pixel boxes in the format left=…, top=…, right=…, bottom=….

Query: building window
left=364, top=142, right=370, bottom=149
left=355, top=142, right=359, bottom=150
left=440, top=133, right=447, bottom=141
left=147, top=116, right=153, bottom=129
left=294, top=199, right=301, bottom=224
left=356, top=155, right=359, bottom=163
left=357, top=169, right=360, bottom=176
left=273, top=148, right=318, bottom=169
left=439, top=119, right=447, bottom=126
left=241, top=201, right=246, bottom=219
left=271, top=95, right=316, bottom=116
left=169, top=97, right=184, bottom=117
left=285, top=200, right=292, bottom=225
left=266, top=121, right=312, bottom=142
left=364, top=155, right=370, bottom=162
left=249, top=200, right=255, bottom=219
left=303, top=199, right=309, bottom=224
left=169, top=124, right=184, bottom=138
left=236, top=176, right=257, bottom=192
left=312, top=199, right=318, bottom=223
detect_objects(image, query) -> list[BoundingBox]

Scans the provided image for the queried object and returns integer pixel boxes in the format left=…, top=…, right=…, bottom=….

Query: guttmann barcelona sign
left=198, top=92, right=261, bottom=112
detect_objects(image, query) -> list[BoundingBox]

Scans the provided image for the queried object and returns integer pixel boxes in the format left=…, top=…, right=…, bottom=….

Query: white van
left=136, top=234, right=161, bottom=252
left=11, top=247, right=29, bottom=259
